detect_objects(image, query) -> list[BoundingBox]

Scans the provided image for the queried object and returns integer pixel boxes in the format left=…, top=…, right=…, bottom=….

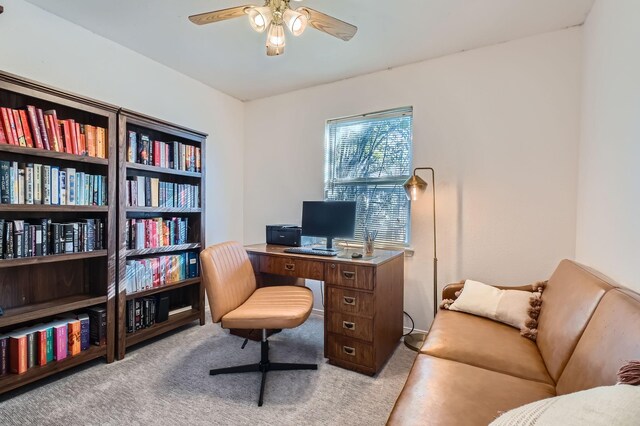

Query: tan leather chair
left=200, top=241, right=317, bottom=406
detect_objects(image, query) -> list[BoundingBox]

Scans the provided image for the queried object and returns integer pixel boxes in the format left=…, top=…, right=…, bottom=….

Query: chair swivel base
left=209, top=338, right=317, bottom=406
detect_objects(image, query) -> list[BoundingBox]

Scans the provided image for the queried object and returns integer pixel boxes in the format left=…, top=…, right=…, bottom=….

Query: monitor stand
left=312, top=237, right=339, bottom=253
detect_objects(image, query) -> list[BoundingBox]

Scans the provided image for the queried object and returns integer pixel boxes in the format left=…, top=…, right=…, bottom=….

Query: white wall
left=244, top=29, right=583, bottom=330
left=576, top=0, right=640, bottom=291
left=0, top=0, right=245, bottom=245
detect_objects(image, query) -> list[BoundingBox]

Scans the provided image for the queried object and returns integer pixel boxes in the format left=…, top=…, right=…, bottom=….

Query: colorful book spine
left=8, top=332, right=27, bottom=374
left=67, top=319, right=81, bottom=356
left=53, top=322, right=68, bottom=361
left=78, top=314, right=90, bottom=351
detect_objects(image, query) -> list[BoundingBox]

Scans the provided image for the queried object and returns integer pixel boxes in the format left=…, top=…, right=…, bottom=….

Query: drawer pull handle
left=343, top=296, right=356, bottom=305
left=343, top=346, right=356, bottom=356
left=342, top=321, right=356, bottom=330
left=284, top=263, right=295, bottom=271
left=343, top=271, right=356, bottom=280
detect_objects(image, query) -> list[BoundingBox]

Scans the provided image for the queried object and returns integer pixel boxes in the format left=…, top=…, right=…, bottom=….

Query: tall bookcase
left=116, top=109, right=206, bottom=360
left=0, top=72, right=117, bottom=393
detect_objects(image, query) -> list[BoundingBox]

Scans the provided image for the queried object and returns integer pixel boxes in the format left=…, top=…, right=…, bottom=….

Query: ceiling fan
left=188, top=0, right=358, bottom=56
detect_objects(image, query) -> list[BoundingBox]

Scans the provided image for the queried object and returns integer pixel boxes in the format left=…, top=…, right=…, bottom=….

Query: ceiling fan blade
left=188, top=6, right=251, bottom=25
left=300, top=7, right=357, bottom=41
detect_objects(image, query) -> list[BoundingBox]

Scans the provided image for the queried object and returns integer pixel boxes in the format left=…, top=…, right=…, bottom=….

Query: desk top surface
left=245, top=243, right=403, bottom=267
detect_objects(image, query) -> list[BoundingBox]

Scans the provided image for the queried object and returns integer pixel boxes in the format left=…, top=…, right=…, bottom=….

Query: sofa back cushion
left=556, top=288, right=640, bottom=395
left=536, top=260, right=614, bottom=382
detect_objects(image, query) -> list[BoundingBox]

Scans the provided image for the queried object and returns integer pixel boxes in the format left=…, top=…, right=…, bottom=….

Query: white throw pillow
left=448, top=279, right=536, bottom=329
left=490, top=385, right=640, bottom=426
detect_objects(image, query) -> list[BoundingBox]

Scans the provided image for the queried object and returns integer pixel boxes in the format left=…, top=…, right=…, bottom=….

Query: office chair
left=200, top=241, right=317, bottom=406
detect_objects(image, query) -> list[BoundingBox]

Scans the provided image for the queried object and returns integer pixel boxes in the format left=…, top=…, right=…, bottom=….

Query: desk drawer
left=259, top=256, right=324, bottom=280
left=327, top=287, right=374, bottom=317
left=327, top=312, right=373, bottom=342
left=325, top=263, right=374, bottom=290
left=327, top=334, right=374, bottom=368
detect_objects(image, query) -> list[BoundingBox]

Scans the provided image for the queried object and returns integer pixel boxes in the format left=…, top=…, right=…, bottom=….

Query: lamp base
left=403, top=333, right=428, bottom=352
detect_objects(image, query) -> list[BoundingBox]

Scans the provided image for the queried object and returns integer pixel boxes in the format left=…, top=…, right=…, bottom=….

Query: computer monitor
left=301, top=201, right=356, bottom=252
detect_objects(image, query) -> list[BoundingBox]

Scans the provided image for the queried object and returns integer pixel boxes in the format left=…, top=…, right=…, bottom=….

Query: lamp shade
left=403, top=174, right=428, bottom=201
left=247, top=6, right=272, bottom=33
left=266, top=23, right=286, bottom=56
left=284, top=8, right=308, bottom=36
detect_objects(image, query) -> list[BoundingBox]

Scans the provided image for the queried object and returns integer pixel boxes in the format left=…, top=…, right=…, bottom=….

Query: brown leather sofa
left=387, top=259, right=640, bottom=425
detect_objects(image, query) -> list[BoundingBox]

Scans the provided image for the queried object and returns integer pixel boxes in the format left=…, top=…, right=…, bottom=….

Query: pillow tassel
left=617, top=361, right=640, bottom=385
left=527, top=305, right=541, bottom=320
left=520, top=328, right=538, bottom=341
left=440, top=299, right=455, bottom=310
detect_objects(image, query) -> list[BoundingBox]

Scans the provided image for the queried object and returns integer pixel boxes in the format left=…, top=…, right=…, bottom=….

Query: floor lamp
left=402, top=167, right=437, bottom=352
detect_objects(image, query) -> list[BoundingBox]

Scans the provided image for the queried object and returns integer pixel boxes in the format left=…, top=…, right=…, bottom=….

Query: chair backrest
left=200, top=241, right=257, bottom=323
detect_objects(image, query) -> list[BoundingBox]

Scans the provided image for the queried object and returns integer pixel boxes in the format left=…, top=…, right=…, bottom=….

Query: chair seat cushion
left=421, top=310, right=553, bottom=384
left=221, top=286, right=313, bottom=330
left=387, top=354, right=556, bottom=426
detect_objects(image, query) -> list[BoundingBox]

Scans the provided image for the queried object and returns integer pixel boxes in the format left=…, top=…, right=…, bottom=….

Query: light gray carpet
left=0, top=315, right=415, bottom=425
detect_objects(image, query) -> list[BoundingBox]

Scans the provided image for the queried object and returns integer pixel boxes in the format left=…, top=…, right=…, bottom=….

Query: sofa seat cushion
left=387, top=354, right=556, bottom=426
left=421, top=310, right=553, bottom=385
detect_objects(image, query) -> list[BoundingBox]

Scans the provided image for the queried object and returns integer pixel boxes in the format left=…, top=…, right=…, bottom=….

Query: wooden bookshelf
left=0, top=71, right=117, bottom=394
left=116, top=109, right=206, bottom=360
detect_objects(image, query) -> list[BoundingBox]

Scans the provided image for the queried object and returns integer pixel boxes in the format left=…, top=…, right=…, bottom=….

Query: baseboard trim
left=311, top=308, right=324, bottom=317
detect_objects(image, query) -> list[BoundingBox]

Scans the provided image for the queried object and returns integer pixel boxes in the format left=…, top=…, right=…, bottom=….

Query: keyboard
left=283, top=247, right=338, bottom=257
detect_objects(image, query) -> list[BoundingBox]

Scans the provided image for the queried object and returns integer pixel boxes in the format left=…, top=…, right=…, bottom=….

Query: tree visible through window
left=324, top=107, right=413, bottom=246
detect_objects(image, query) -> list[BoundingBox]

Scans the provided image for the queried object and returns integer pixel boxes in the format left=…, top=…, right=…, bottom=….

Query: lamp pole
left=403, top=167, right=438, bottom=352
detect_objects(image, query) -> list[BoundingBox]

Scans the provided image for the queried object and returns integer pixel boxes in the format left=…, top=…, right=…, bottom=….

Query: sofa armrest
left=442, top=281, right=538, bottom=301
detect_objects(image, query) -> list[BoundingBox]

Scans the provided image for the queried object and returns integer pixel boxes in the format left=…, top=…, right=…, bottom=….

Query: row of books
left=126, top=297, right=160, bottom=333
left=0, top=161, right=107, bottom=206
left=0, top=106, right=108, bottom=158
left=0, top=306, right=106, bottom=376
left=0, top=218, right=105, bottom=259
left=125, top=176, right=199, bottom=209
left=125, top=217, right=189, bottom=250
left=124, top=253, right=199, bottom=294
left=127, top=131, right=201, bottom=172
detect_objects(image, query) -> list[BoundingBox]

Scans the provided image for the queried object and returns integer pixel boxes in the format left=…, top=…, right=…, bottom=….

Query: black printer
left=266, top=224, right=302, bottom=247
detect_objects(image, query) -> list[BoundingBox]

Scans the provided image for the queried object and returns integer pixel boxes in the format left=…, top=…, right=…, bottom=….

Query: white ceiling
left=25, top=0, right=594, bottom=101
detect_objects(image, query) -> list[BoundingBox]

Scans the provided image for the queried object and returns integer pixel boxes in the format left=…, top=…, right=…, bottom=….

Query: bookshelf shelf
left=117, top=109, right=206, bottom=360
left=0, top=205, right=109, bottom=213
left=125, top=277, right=201, bottom=300
left=125, top=206, right=201, bottom=214
left=125, top=309, right=200, bottom=348
left=126, top=162, right=201, bottom=178
left=0, top=294, right=108, bottom=328
left=0, top=345, right=107, bottom=394
left=125, top=243, right=201, bottom=257
left=0, top=250, right=108, bottom=269
left=0, top=143, right=109, bottom=165
left=0, top=71, right=117, bottom=394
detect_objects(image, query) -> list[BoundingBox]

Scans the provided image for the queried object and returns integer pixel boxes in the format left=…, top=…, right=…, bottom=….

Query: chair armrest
left=442, top=281, right=539, bottom=301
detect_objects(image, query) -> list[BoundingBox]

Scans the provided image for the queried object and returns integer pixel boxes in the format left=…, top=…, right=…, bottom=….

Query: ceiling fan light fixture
left=247, top=6, right=272, bottom=33
left=283, top=9, right=307, bottom=36
left=266, top=22, right=286, bottom=56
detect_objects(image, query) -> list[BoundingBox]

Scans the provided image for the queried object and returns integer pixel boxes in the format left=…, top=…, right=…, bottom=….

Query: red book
left=43, top=110, right=63, bottom=151
left=26, top=106, right=44, bottom=149
left=67, top=119, right=78, bottom=154
left=10, top=110, right=26, bottom=147
left=152, top=258, right=160, bottom=287
left=0, top=119, right=6, bottom=144
left=35, top=108, right=51, bottom=150
left=60, top=120, right=73, bottom=154
left=9, top=333, right=28, bottom=375
left=0, top=108, right=15, bottom=145
left=18, top=110, right=34, bottom=147
left=153, top=141, right=160, bottom=166
left=44, top=114, right=60, bottom=152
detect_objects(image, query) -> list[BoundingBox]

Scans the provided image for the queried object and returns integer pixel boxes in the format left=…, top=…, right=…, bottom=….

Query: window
left=324, top=107, right=413, bottom=247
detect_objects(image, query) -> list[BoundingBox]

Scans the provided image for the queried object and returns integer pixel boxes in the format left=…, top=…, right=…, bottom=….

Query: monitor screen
left=302, top=201, right=356, bottom=247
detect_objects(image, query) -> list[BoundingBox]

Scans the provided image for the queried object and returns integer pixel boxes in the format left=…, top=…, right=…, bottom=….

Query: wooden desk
left=245, top=244, right=404, bottom=376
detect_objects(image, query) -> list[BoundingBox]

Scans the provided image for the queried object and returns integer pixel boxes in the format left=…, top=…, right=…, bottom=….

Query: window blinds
left=324, top=107, right=413, bottom=246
